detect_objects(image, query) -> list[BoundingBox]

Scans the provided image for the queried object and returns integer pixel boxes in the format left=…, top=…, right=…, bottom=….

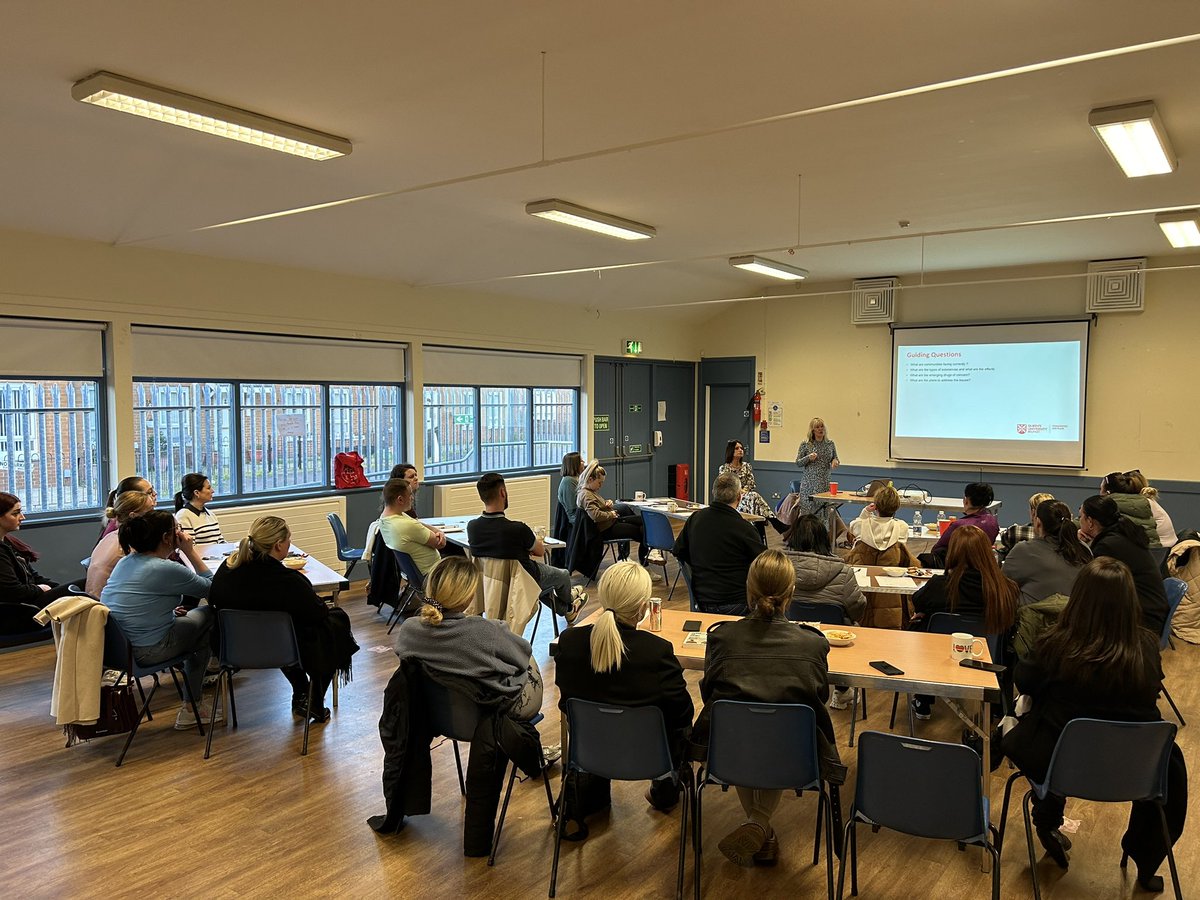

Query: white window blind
left=0, top=318, right=105, bottom=377
left=423, top=346, right=581, bottom=387
left=131, top=327, right=407, bottom=382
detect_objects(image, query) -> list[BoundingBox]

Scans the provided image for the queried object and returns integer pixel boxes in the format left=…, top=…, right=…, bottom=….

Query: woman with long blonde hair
left=692, top=550, right=841, bottom=867
left=209, top=515, right=358, bottom=723
left=393, top=556, right=544, bottom=721
left=555, top=561, right=694, bottom=816
left=85, top=489, right=157, bottom=596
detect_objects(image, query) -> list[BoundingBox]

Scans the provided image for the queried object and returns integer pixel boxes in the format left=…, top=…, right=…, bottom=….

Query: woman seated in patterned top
left=719, top=439, right=787, bottom=535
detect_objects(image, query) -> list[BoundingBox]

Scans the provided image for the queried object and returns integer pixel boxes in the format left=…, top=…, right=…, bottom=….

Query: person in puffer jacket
left=781, top=514, right=866, bottom=713
left=781, top=514, right=867, bottom=623
left=848, top=484, right=909, bottom=552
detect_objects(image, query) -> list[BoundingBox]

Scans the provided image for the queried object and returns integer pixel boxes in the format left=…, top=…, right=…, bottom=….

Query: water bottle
left=937, top=510, right=947, bottom=530
left=912, top=510, right=922, bottom=535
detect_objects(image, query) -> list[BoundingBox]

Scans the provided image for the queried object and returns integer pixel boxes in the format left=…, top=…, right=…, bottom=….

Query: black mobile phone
left=682, top=620, right=702, bottom=632
left=959, top=659, right=1006, bottom=674
left=869, top=660, right=905, bottom=676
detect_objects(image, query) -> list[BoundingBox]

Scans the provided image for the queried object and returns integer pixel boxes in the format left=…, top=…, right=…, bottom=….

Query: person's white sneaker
left=828, top=687, right=854, bottom=710
left=175, top=698, right=225, bottom=730
left=571, top=585, right=587, bottom=602
left=565, top=596, right=586, bottom=625
left=541, top=743, right=563, bottom=766
left=647, top=549, right=666, bottom=563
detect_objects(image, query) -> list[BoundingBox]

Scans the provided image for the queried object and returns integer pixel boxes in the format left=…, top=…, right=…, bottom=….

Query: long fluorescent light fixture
left=71, top=71, right=351, bottom=161
left=1088, top=101, right=1175, bottom=178
left=729, top=255, right=809, bottom=281
left=1155, top=210, right=1200, bottom=248
left=525, top=199, right=656, bottom=240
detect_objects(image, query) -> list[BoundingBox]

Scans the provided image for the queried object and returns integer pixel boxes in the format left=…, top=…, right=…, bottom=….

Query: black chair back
left=565, top=699, right=672, bottom=782
left=707, top=701, right=821, bottom=791
left=217, top=610, right=302, bottom=670
left=422, top=675, right=482, bottom=743
left=853, top=731, right=987, bottom=841
left=1043, top=718, right=1177, bottom=803
left=787, top=599, right=847, bottom=625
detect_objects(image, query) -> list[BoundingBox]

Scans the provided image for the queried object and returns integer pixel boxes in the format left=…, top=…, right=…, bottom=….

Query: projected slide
left=890, top=321, right=1089, bottom=467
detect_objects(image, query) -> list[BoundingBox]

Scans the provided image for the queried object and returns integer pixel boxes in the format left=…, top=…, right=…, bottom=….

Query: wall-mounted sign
left=628, top=403, right=643, bottom=413
left=453, top=414, right=473, bottom=425
left=758, top=429, right=770, bottom=444
left=276, top=413, right=305, bottom=438
left=623, top=339, right=643, bottom=355
left=593, top=414, right=610, bottom=432
left=627, top=444, right=643, bottom=454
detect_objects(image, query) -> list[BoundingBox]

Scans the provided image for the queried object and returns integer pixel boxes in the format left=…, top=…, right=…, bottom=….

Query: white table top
left=421, top=516, right=566, bottom=551
left=199, top=542, right=348, bottom=596
left=813, top=491, right=1002, bottom=513
left=625, top=497, right=765, bottom=523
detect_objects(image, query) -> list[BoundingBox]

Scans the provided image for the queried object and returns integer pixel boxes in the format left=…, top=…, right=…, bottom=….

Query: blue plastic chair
left=696, top=702, right=834, bottom=899
left=102, top=615, right=206, bottom=767
left=839, top=731, right=999, bottom=899
left=421, top=676, right=556, bottom=866
left=1160, top=578, right=1187, bottom=725
left=204, top=609, right=314, bottom=759
left=550, top=699, right=691, bottom=898
left=327, top=512, right=364, bottom=579
left=787, top=599, right=849, bottom=625
left=640, top=507, right=682, bottom=599
left=387, top=550, right=426, bottom=635
left=997, top=718, right=1181, bottom=900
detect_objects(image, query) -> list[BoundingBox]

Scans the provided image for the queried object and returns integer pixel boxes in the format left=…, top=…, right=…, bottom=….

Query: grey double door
left=593, top=358, right=694, bottom=500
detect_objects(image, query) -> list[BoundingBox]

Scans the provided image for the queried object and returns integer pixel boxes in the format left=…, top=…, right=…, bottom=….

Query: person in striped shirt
left=174, top=473, right=224, bottom=547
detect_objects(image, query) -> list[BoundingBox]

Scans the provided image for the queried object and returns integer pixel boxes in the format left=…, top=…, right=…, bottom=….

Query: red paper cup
left=938, top=519, right=952, bottom=535
left=829, top=482, right=838, bottom=495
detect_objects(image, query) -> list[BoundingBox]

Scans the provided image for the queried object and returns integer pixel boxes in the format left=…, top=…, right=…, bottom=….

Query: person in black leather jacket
left=691, top=549, right=842, bottom=867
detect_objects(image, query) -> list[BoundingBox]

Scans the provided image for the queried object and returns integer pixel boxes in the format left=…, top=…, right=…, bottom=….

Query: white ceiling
left=3, top=1, right=1199, bottom=312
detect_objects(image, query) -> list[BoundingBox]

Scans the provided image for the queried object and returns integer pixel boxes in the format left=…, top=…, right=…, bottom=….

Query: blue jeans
left=534, top=561, right=575, bottom=615
left=133, top=607, right=214, bottom=702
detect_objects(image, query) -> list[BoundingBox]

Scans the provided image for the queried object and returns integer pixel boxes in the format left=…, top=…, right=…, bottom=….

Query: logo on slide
left=1016, top=424, right=1028, bottom=434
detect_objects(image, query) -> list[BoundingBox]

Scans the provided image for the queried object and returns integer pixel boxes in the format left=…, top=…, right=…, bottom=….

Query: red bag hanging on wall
left=334, top=451, right=370, bottom=489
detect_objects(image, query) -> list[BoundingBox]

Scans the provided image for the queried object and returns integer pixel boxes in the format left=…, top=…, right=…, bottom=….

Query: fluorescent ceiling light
left=1155, top=210, right=1200, bottom=248
left=729, top=255, right=808, bottom=281
left=525, top=199, right=656, bottom=240
left=1088, top=101, right=1175, bottom=178
left=71, top=71, right=351, bottom=161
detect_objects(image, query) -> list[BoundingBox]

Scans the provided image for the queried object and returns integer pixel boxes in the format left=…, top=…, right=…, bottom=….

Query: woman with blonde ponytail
left=555, top=561, right=694, bottom=815
left=394, top=556, right=545, bottom=721
left=691, top=549, right=841, bottom=868
left=209, top=516, right=358, bottom=723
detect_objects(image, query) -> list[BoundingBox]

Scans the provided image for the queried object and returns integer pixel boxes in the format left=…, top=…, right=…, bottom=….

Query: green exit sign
left=623, top=339, right=643, bottom=356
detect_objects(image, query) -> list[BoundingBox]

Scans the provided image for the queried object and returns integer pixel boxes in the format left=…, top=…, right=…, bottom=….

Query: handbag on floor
left=65, top=681, right=140, bottom=746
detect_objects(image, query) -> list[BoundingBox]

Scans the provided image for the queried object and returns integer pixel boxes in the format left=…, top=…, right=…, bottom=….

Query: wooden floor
left=3, top=542, right=1197, bottom=899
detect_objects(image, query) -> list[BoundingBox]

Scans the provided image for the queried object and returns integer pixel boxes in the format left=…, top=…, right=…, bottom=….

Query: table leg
left=981, top=699, right=992, bottom=872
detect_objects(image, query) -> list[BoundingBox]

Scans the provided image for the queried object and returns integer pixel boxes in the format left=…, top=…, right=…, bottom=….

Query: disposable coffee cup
left=829, top=482, right=839, bottom=495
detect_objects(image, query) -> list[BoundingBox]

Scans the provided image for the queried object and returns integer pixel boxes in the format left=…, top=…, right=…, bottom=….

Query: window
left=532, top=388, right=577, bottom=468
left=0, top=379, right=102, bottom=515
left=423, top=386, right=477, bottom=478
left=424, top=385, right=578, bottom=478
left=133, top=379, right=403, bottom=499
left=133, top=382, right=234, bottom=500
left=329, top=384, right=401, bottom=482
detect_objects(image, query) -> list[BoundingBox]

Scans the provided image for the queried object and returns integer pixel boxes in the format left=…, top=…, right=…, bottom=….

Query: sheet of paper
left=852, top=567, right=870, bottom=587
left=875, top=575, right=918, bottom=588
left=682, top=631, right=708, bottom=645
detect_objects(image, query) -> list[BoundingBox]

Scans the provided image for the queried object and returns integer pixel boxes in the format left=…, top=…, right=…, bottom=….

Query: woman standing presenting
left=794, top=417, right=839, bottom=517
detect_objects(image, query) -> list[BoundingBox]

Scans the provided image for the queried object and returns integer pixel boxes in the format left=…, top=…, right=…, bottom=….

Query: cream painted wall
left=0, top=227, right=704, bottom=474
left=698, top=258, right=1200, bottom=481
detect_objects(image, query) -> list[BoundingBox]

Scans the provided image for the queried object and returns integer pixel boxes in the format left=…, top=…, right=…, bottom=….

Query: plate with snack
left=880, top=566, right=907, bottom=577
left=822, top=628, right=857, bottom=647
left=906, top=567, right=933, bottom=577
left=282, top=553, right=309, bottom=570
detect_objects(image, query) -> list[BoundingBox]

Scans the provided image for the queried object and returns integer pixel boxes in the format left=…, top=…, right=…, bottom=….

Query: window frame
left=132, top=376, right=405, bottom=503
left=0, top=374, right=106, bottom=520
left=422, top=383, right=579, bottom=482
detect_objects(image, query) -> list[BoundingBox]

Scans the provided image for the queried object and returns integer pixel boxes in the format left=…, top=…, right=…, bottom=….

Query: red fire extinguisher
left=751, top=391, right=763, bottom=425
